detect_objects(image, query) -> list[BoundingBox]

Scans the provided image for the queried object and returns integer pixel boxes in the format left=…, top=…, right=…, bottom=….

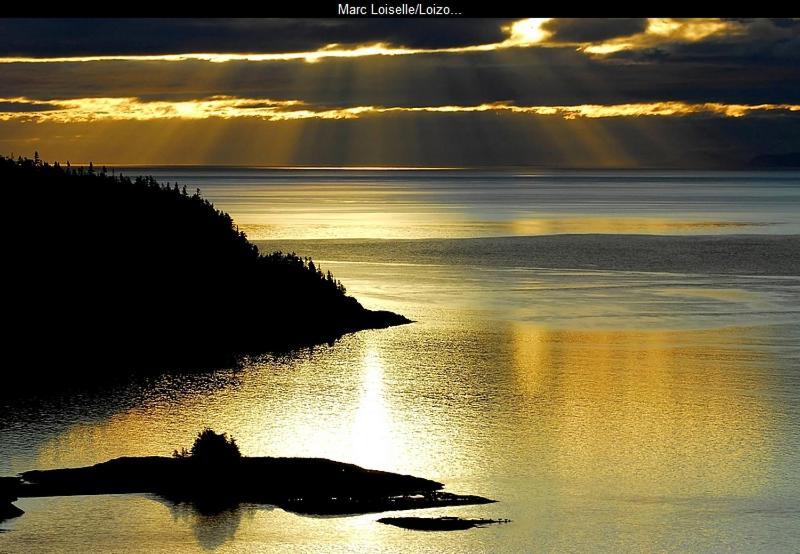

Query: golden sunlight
left=583, top=18, right=741, bottom=55
left=349, top=349, right=398, bottom=469
left=503, top=18, right=554, bottom=46
left=511, top=323, right=774, bottom=497
left=3, top=96, right=797, bottom=123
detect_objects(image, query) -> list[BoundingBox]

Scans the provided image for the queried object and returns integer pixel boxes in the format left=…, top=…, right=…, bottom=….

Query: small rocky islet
left=1, top=430, right=499, bottom=528
left=378, top=516, right=512, bottom=531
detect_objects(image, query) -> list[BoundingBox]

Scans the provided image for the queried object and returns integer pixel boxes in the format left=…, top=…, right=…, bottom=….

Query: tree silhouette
left=187, top=429, right=241, bottom=462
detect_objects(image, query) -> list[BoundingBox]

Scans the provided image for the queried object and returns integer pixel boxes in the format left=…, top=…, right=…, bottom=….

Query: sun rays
left=1, top=18, right=797, bottom=167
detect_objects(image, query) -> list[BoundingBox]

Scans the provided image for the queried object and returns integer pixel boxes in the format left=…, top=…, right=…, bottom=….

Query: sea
left=1, top=169, right=799, bottom=552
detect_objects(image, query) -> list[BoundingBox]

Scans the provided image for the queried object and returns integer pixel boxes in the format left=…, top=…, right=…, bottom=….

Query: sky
left=0, top=18, right=798, bottom=168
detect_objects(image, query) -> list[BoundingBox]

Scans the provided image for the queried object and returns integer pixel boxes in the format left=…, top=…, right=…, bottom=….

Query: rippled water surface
left=2, top=170, right=799, bottom=552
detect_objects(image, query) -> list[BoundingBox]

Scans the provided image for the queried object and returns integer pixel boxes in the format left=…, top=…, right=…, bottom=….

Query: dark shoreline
left=0, top=478, right=23, bottom=522
left=3, top=155, right=412, bottom=391
left=1, top=307, right=412, bottom=398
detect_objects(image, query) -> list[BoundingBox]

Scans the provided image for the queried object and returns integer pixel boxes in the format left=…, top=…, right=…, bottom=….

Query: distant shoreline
left=49, top=165, right=800, bottom=172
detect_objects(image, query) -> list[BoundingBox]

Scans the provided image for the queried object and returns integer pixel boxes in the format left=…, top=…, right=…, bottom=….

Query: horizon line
left=19, top=163, right=799, bottom=172
left=6, top=155, right=797, bottom=172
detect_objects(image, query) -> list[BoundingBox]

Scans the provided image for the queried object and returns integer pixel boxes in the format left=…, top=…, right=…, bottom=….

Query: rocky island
left=1, top=430, right=494, bottom=521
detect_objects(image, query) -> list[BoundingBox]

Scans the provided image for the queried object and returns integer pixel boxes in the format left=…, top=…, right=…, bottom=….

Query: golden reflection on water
left=221, top=180, right=762, bottom=240
left=240, top=216, right=758, bottom=240
left=30, top=322, right=776, bottom=497
left=350, top=349, right=399, bottom=469
left=508, top=216, right=757, bottom=236
left=14, top=283, right=787, bottom=552
left=512, top=323, right=773, bottom=497
left=28, top=339, right=415, bottom=473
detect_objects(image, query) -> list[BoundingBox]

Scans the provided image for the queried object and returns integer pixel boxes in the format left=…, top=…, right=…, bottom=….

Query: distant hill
left=2, top=155, right=408, bottom=388
left=749, top=152, right=800, bottom=168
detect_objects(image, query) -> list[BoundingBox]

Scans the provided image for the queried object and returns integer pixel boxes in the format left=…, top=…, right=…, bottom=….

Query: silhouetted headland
left=2, top=155, right=410, bottom=389
left=7, top=430, right=493, bottom=517
left=377, top=516, right=511, bottom=531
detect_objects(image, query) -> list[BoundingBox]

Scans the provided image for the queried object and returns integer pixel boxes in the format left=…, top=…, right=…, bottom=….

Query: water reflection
left=0, top=370, right=244, bottom=474
left=16, top=320, right=781, bottom=499
left=511, top=324, right=773, bottom=498
left=507, top=216, right=763, bottom=236
left=135, top=168, right=800, bottom=239
left=350, top=349, right=398, bottom=469
left=167, top=501, right=244, bottom=551
left=162, top=500, right=272, bottom=551
left=1, top=241, right=798, bottom=551
left=240, top=216, right=765, bottom=240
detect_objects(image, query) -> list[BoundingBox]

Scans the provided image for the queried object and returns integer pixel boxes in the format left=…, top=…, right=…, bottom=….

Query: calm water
left=113, top=168, right=800, bottom=239
left=2, top=170, right=799, bottom=552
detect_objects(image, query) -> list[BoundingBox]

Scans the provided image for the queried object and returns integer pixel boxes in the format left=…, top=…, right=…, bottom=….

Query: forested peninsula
left=2, top=155, right=409, bottom=388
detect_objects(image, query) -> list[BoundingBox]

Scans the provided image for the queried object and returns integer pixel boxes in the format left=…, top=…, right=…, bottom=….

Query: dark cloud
left=0, top=18, right=798, bottom=169
left=608, top=18, right=800, bottom=65
left=2, top=45, right=798, bottom=107
left=0, top=18, right=515, bottom=57
left=2, top=19, right=797, bottom=109
left=543, top=18, right=647, bottom=43
left=0, top=100, right=60, bottom=112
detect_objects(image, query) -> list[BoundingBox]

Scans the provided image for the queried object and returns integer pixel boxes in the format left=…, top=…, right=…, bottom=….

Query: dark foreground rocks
left=0, top=477, right=23, bottom=522
left=14, top=456, right=493, bottom=516
left=378, top=516, right=511, bottom=531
